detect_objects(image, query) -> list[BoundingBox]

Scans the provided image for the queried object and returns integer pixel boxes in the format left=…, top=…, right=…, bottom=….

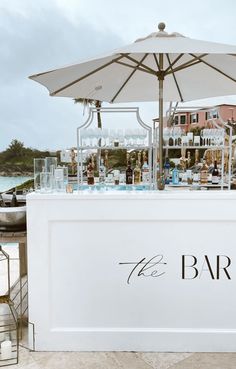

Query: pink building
left=171, top=104, right=236, bottom=132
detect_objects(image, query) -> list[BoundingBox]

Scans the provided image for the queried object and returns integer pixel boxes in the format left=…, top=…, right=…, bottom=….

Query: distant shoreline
left=0, top=172, right=33, bottom=177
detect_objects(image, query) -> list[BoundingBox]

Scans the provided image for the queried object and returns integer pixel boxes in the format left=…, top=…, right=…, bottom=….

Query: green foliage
left=5, top=139, right=25, bottom=158
left=107, top=149, right=127, bottom=170
left=86, top=149, right=147, bottom=171
left=0, top=139, right=53, bottom=174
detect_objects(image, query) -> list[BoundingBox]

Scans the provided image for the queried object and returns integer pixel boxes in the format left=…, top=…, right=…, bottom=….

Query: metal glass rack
left=77, top=107, right=153, bottom=189
left=154, top=106, right=233, bottom=190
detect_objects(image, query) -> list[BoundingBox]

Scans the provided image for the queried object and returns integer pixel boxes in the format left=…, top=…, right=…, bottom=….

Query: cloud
left=1, top=0, right=236, bottom=151
left=0, top=0, right=124, bottom=150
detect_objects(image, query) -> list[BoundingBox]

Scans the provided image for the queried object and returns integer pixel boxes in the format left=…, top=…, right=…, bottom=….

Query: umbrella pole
left=157, top=54, right=165, bottom=190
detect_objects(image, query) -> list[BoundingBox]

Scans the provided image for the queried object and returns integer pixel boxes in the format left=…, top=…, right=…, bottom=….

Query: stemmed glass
left=140, top=129, right=147, bottom=146
left=163, top=128, right=170, bottom=146
left=216, top=129, right=224, bottom=146
left=200, top=129, right=205, bottom=146
left=205, top=129, right=211, bottom=146
left=80, top=130, right=87, bottom=147
left=125, top=129, right=133, bottom=146
left=133, top=129, right=140, bottom=146
left=210, top=129, right=217, bottom=146
left=117, top=129, right=124, bottom=146
left=168, top=127, right=175, bottom=146
left=220, top=129, right=225, bottom=146
left=109, top=129, right=116, bottom=146
left=86, top=129, right=94, bottom=147
left=172, top=127, right=180, bottom=146
left=102, top=128, right=109, bottom=146
left=201, top=129, right=207, bottom=146
left=177, top=127, right=183, bottom=146
left=94, top=128, right=102, bottom=146
left=173, top=127, right=181, bottom=146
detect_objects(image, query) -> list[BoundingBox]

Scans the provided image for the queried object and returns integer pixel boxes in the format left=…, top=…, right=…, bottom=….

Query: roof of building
left=173, top=103, right=236, bottom=114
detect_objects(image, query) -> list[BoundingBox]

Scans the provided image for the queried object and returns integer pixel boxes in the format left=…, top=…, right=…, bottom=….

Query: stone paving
left=2, top=245, right=236, bottom=369
left=8, top=348, right=236, bottom=369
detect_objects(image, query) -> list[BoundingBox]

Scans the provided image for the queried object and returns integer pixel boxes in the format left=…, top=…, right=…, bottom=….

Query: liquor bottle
left=126, top=152, right=130, bottom=165
left=142, top=151, right=147, bottom=166
left=194, top=149, right=199, bottom=165
left=99, top=158, right=106, bottom=185
left=134, top=160, right=141, bottom=185
left=187, top=151, right=191, bottom=168
left=11, top=190, right=18, bottom=207
left=172, top=166, right=179, bottom=185
left=212, top=160, right=220, bottom=185
left=91, top=154, right=95, bottom=169
left=104, top=150, right=109, bottom=169
left=142, top=160, right=150, bottom=185
left=137, top=151, right=142, bottom=166
left=187, top=170, right=193, bottom=185
left=200, top=160, right=208, bottom=185
left=126, top=161, right=133, bottom=185
left=192, top=149, right=200, bottom=183
left=164, top=157, right=170, bottom=184
left=87, top=159, right=95, bottom=185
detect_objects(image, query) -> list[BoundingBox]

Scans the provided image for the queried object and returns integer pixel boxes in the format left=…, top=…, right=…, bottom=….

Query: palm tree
left=74, top=99, right=102, bottom=128
left=74, top=99, right=103, bottom=170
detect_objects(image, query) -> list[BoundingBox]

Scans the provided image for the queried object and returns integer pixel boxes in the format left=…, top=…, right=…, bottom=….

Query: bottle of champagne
left=126, top=161, right=133, bottom=185
left=134, top=160, right=141, bottom=185
left=87, top=159, right=95, bottom=185
left=99, top=158, right=106, bottom=185
left=142, top=160, right=150, bottom=185
left=212, top=160, right=219, bottom=185
left=200, top=160, right=208, bottom=185
left=164, top=157, right=170, bottom=184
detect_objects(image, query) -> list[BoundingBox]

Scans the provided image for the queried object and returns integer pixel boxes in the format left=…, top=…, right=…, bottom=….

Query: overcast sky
left=1, top=0, right=236, bottom=151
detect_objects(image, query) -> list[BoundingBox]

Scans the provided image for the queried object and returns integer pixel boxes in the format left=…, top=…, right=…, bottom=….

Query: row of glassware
left=34, top=157, right=69, bottom=193
left=162, top=127, right=225, bottom=146
left=78, top=127, right=225, bottom=148
left=79, top=128, right=148, bottom=147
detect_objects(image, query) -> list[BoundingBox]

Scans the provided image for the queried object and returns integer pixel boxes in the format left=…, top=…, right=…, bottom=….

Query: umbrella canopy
left=29, top=23, right=236, bottom=189
left=30, top=23, right=236, bottom=103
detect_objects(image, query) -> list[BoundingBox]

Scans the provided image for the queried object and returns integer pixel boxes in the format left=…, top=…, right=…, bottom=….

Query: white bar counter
left=27, top=190, right=236, bottom=352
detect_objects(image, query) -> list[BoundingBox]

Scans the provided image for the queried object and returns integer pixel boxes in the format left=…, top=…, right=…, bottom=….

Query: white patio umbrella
left=29, top=22, right=236, bottom=189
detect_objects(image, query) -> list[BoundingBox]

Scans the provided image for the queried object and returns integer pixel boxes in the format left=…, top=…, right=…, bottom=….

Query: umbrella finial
left=158, top=22, right=166, bottom=32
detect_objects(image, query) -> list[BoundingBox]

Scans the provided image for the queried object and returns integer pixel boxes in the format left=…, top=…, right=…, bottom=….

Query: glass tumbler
left=45, top=157, right=57, bottom=174
left=54, top=168, right=64, bottom=192
left=34, top=158, right=46, bottom=192
left=40, top=172, right=53, bottom=193
left=63, top=166, right=69, bottom=188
